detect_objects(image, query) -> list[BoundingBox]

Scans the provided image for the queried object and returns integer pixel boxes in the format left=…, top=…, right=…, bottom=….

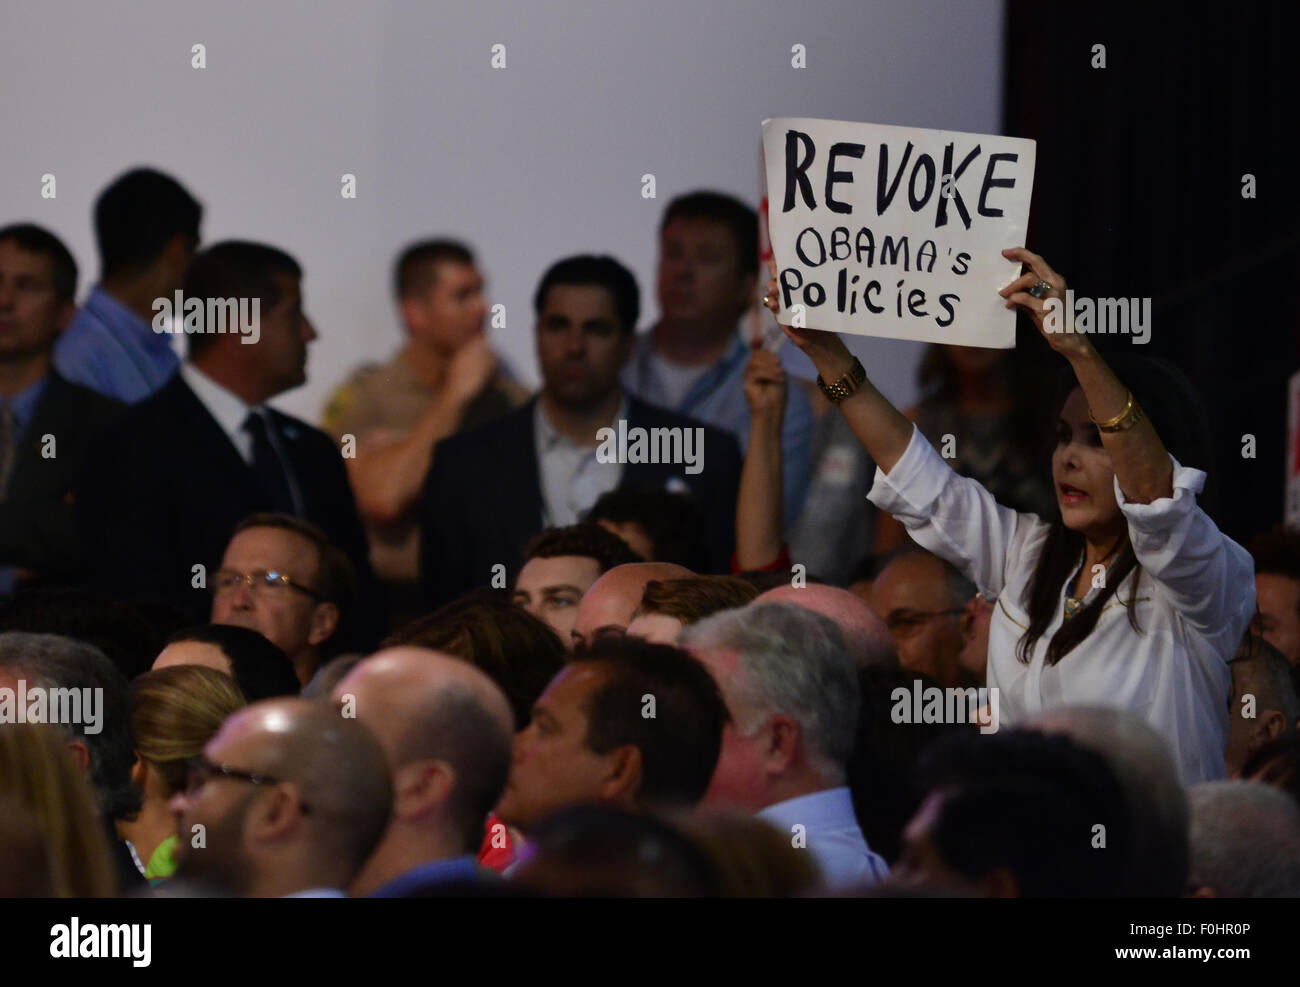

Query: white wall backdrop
left=0, top=0, right=1004, bottom=420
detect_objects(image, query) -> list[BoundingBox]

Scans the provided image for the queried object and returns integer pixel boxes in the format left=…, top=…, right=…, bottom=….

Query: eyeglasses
left=212, top=568, right=321, bottom=601
left=884, top=608, right=966, bottom=636
left=182, top=756, right=311, bottom=813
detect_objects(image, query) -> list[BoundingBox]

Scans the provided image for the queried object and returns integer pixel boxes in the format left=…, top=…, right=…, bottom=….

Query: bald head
left=1028, top=705, right=1188, bottom=896
left=868, top=551, right=974, bottom=686
left=333, top=648, right=515, bottom=861
left=573, top=562, right=692, bottom=648
left=332, top=647, right=515, bottom=757
left=175, top=697, right=391, bottom=894
left=755, top=584, right=897, bottom=670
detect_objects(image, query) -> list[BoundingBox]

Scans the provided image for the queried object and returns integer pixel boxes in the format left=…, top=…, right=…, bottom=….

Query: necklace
left=1063, top=539, right=1124, bottom=621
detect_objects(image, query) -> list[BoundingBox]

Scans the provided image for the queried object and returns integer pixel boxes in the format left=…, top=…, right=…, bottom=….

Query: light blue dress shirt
left=54, top=286, right=179, bottom=403
left=756, top=786, right=889, bottom=889
left=622, top=330, right=812, bottom=528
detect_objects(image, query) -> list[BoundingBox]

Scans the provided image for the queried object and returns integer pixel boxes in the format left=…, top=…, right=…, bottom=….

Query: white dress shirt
left=756, top=786, right=888, bottom=889
left=180, top=362, right=305, bottom=514
left=180, top=362, right=255, bottom=463
left=868, top=424, right=1255, bottom=785
left=533, top=397, right=626, bottom=527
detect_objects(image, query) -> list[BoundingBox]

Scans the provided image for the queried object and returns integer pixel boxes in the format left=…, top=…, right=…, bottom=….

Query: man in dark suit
left=0, top=224, right=124, bottom=593
left=419, top=255, right=741, bottom=610
left=76, top=241, right=384, bottom=645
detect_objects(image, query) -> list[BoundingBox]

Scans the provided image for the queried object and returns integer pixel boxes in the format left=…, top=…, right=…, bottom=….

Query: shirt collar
left=85, top=285, right=159, bottom=343
left=180, top=362, right=257, bottom=441
left=756, top=786, right=856, bottom=829
left=1, top=374, right=50, bottom=431
left=533, top=394, right=630, bottom=452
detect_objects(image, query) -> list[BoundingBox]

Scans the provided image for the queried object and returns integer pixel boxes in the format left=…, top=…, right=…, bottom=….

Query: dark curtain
left=1004, top=0, right=1300, bottom=543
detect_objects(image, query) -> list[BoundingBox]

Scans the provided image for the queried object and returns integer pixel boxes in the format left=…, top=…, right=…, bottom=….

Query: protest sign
left=761, top=117, right=1036, bottom=347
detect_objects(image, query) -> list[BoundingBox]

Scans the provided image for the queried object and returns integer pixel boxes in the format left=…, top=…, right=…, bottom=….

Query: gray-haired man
left=681, top=602, right=887, bottom=888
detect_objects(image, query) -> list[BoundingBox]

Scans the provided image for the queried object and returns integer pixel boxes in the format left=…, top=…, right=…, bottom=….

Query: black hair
left=0, top=222, right=78, bottom=301
left=522, top=523, right=643, bottom=573
left=1019, top=354, right=1212, bottom=666
left=393, top=239, right=475, bottom=300
left=583, top=489, right=706, bottom=570
left=164, top=624, right=300, bottom=701
left=916, top=730, right=1133, bottom=896
left=661, top=190, right=759, bottom=274
left=94, top=167, right=201, bottom=278
left=533, top=254, right=640, bottom=335
left=183, top=241, right=302, bottom=357
left=575, top=637, right=727, bottom=809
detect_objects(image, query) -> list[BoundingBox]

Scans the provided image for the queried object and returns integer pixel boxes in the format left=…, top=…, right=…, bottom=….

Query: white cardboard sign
left=762, top=117, right=1036, bottom=347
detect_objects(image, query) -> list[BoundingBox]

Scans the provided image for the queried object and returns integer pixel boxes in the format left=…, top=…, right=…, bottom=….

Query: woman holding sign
left=763, top=246, right=1253, bottom=784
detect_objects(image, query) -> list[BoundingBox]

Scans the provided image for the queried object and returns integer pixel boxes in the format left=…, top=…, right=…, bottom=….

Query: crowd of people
left=0, top=166, right=1298, bottom=898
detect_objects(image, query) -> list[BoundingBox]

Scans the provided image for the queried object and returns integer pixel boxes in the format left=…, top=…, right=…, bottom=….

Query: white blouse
left=868, top=424, right=1256, bottom=784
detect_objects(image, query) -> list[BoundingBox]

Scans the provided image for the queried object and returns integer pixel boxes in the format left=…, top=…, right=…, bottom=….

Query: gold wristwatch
left=816, top=357, right=867, bottom=403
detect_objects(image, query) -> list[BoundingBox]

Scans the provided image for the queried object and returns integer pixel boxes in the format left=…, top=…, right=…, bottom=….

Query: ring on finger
left=1028, top=280, right=1053, bottom=299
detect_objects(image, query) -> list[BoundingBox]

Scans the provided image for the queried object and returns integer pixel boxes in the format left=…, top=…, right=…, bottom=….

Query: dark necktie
left=0, top=402, right=16, bottom=501
left=242, top=411, right=297, bottom=513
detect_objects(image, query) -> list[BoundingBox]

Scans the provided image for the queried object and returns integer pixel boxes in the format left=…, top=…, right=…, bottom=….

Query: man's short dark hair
left=661, top=191, right=758, bottom=274
left=533, top=255, right=639, bottom=335
left=165, top=624, right=300, bottom=701
left=521, top=523, right=642, bottom=574
left=184, top=241, right=301, bottom=357
left=0, top=632, right=139, bottom=821
left=0, top=223, right=78, bottom=302
left=584, top=489, right=706, bottom=569
left=94, top=167, right=201, bottom=278
left=230, top=513, right=355, bottom=614
left=574, top=637, right=727, bottom=809
left=916, top=730, right=1133, bottom=896
left=394, top=239, right=475, bottom=300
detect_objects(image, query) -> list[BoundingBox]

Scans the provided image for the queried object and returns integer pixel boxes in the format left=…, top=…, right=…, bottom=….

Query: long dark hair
left=1018, top=353, right=1212, bottom=666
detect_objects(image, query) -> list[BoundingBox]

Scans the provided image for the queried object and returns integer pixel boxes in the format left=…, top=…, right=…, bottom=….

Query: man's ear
left=65, top=738, right=91, bottom=774
left=393, top=760, right=456, bottom=822
left=163, top=231, right=192, bottom=274
left=307, top=602, right=340, bottom=647
left=763, top=714, right=800, bottom=774
left=54, top=299, right=76, bottom=333
left=247, top=785, right=306, bottom=845
left=597, top=745, right=643, bottom=806
left=399, top=296, right=424, bottom=335
left=1260, top=709, right=1288, bottom=742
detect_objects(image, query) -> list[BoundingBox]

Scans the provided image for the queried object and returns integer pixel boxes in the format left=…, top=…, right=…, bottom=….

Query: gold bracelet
left=1090, top=390, right=1145, bottom=433
left=816, top=357, right=866, bottom=403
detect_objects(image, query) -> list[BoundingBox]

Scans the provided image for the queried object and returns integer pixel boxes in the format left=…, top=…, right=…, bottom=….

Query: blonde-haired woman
left=0, top=723, right=117, bottom=897
left=119, top=665, right=246, bottom=883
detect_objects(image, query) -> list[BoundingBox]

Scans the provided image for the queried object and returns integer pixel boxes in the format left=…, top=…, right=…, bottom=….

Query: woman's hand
left=743, top=347, right=788, bottom=422
left=761, top=259, right=853, bottom=376
left=999, top=246, right=1093, bottom=361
